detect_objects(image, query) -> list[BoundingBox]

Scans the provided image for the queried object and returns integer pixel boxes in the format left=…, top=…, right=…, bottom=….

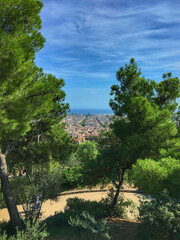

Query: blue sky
left=36, top=0, right=180, bottom=109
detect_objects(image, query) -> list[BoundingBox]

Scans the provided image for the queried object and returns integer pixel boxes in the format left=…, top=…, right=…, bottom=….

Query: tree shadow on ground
left=108, top=218, right=140, bottom=240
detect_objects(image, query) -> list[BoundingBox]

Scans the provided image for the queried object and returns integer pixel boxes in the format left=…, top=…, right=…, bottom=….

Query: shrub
left=61, top=166, right=83, bottom=189
left=138, top=191, right=180, bottom=240
left=0, top=221, right=49, bottom=240
left=131, top=157, right=180, bottom=197
left=68, top=211, right=110, bottom=240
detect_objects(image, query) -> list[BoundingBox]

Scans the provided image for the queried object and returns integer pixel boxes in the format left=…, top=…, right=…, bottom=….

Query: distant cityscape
left=63, top=114, right=113, bottom=143
left=69, top=108, right=113, bottom=115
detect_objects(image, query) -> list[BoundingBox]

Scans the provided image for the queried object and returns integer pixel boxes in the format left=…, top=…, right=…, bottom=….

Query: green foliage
left=138, top=191, right=180, bottom=240
left=7, top=122, right=74, bottom=173
left=0, top=0, right=70, bottom=150
left=132, top=157, right=180, bottom=197
left=45, top=194, right=135, bottom=239
left=61, top=141, right=98, bottom=188
left=172, top=110, right=180, bottom=137
left=109, top=58, right=179, bottom=161
left=159, top=138, right=180, bottom=160
left=89, top=58, right=179, bottom=208
left=0, top=0, right=72, bottom=230
left=44, top=193, right=135, bottom=238
left=109, top=59, right=179, bottom=163
left=68, top=211, right=111, bottom=240
left=12, top=168, right=64, bottom=203
left=61, top=165, right=83, bottom=189
left=1, top=167, right=65, bottom=209
left=0, top=0, right=45, bottom=146
left=0, top=168, right=64, bottom=221
left=1, top=221, right=49, bottom=240
left=110, top=58, right=180, bottom=115
left=76, top=141, right=98, bottom=164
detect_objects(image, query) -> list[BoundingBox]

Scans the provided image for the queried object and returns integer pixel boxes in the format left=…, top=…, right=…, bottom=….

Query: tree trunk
left=0, top=149, right=22, bottom=230
left=112, top=168, right=125, bottom=208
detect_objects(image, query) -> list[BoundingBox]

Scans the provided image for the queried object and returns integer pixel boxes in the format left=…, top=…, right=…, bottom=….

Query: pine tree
left=0, top=0, right=69, bottom=229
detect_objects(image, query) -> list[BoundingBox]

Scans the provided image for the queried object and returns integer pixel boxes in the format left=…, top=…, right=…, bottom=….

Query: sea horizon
left=69, top=108, right=113, bottom=115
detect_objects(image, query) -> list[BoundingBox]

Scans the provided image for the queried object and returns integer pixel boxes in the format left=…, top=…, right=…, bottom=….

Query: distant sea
left=69, top=108, right=113, bottom=115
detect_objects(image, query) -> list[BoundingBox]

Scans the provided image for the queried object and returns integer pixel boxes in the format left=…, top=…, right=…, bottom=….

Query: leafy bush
left=138, top=191, right=180, bottom=240
left=131, top=157, right=180, bottom=197
left=61, top=141, right=99, bottom=189
left=0, top=221, right=49, bottom=240
left=68, top=211, right=110, bottom=240
left=61, top=166, right=83, bottom=189
left=11, top=168, right=64, bottom=204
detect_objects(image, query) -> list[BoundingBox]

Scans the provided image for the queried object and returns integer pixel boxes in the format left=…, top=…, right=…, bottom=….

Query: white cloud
left=37, top=0, right=180, bottom=107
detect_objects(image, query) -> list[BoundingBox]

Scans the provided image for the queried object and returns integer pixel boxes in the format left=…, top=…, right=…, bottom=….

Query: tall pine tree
left=0, top=0, right=69, bottom=229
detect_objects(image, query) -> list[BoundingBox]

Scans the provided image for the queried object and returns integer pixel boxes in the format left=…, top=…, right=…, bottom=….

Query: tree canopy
left=88, top=58, right=180, bottom=207
left=0, top=0, right=71, bottom=229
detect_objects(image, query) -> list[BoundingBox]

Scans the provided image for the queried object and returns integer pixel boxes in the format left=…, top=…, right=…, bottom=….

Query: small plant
left=0, top=221, right=49, bottom=240
left=138, top=190, right=180, bottom=240
left=68, top=211, right=111, bottom=240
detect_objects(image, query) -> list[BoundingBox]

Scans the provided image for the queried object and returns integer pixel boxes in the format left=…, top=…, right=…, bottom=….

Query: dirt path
left=0, top=190, right=143, bottom=222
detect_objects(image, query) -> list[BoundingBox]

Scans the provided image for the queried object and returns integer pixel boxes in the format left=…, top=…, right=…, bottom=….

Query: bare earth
left=0, top=190, right=142, bottom=222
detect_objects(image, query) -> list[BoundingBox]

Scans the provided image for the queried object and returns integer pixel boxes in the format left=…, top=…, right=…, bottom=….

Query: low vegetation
left=132, top=157, right=180, bottom=197
left=138, top=191, right=180, bottom=240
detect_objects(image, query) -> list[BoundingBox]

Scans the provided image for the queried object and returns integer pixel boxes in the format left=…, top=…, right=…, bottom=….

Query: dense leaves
left=89, top=59, right=179, bottom=208
left=0, top=0, right=72, bottom=229
left=132, top=157, right=180, bottom=197
left=69, top=211, right=110, bottom=240
left=138, top=191, right=180, bottom=240
left=1, top=221, right=48, bottom=240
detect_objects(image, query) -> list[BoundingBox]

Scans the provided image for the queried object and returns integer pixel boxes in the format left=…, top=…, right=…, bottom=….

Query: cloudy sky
left=36, top=0, right=180, bottom=109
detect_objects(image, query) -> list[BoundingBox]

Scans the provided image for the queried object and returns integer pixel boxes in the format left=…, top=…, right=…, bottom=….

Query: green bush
left=61, top=166, right=83, bottom=189
left=0, top=167, right=65, bottom=211
left=12, top=168, right=64, bottom=204
left=68, top=211, right=110, bottom=240
left=138, top=191, right=180, bottom=240
left=0, top=221, right=49, bottom=240
left=131, top=157, right=180, bottom=197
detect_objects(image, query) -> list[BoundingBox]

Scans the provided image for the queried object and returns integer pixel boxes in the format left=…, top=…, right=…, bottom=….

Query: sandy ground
left=0, top=190, right=143, bottom=222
